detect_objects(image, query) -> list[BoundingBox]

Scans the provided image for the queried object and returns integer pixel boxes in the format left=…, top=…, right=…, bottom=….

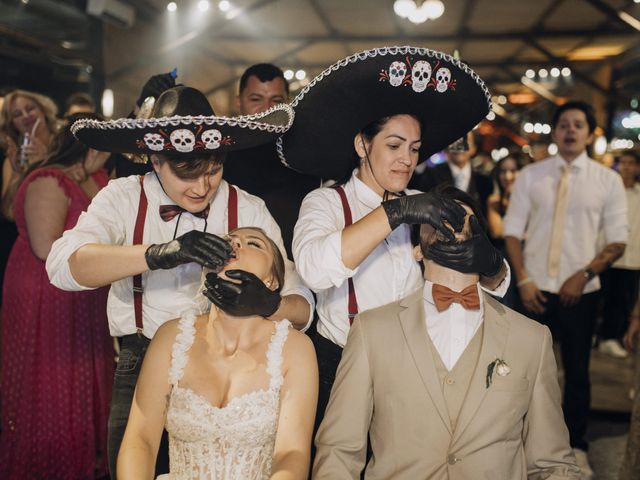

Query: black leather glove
left=136, top=72, right=176, bottom=107
left=145, top=231, right=233, bottom=271
left=203, top=270, right=282, bottom=317
left=425, top=215, right=504, bottom=277
left=381, top=192, right=467, bottom=241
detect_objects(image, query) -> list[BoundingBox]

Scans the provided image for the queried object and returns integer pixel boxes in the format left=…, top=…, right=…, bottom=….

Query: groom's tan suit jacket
left=313, top=289, right=580, bottom=480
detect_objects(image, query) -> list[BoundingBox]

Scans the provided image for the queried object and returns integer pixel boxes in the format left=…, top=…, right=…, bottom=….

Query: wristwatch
left=582, top=267, right=596, bottom=281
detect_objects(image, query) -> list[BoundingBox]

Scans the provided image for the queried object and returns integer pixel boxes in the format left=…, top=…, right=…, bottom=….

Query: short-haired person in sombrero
left=46, top=86, right=315, bottom=479
left=279, top=46, right=511, bottom=443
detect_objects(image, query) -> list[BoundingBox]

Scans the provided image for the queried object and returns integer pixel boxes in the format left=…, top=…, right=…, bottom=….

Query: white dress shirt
left=423, top=280, right=483, bottom=371
left=503, top=153, right=628, bottom=293
left=613, top=183, right=640, bottom=270
left=293, top=169, right=510, bottom=348
left=449, top=162, right=472, bottom=192
left=47, top=173, right=314, bottom=339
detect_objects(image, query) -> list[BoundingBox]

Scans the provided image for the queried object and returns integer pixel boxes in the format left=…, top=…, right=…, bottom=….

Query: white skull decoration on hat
left=411, top=60, right=432, bottom=93
left=435, top=68, right=452, bottom=93
left=201, top=129, right=222, bottom=150
left=388, top=61, right=407, bottom=87
left=380, top=56, right=455, bottom=94
left=170, top=129, right=196, bottom=152
left=143, top=133, right=164, bottom=151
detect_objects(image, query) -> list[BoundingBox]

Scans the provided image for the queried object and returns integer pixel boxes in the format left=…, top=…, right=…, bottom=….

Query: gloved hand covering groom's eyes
left=416, top=185, right=504, bottom=278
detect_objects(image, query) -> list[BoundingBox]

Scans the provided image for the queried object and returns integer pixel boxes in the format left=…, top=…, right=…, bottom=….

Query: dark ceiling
left=1, top=0, right=639, bottom=150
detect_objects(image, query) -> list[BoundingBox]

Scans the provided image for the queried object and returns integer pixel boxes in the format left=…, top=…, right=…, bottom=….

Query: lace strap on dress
left=266, top=320, right=291, bottom=390
left=167, top=310, right=198, bottom=386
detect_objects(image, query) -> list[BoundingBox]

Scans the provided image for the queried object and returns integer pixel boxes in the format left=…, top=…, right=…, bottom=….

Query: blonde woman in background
left=0, top=89, right=60, bottom=220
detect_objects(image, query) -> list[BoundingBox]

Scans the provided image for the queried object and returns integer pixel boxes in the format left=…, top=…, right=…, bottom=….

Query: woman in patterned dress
left=0, top=113, right=114, bottom=479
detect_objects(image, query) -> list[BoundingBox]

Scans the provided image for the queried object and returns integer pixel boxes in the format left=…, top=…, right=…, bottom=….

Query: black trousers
left=521, top=291, right=599, bottom=451
left=599, top=268, right=640, bottom=340
left=107, top=334, right=169, bottom=479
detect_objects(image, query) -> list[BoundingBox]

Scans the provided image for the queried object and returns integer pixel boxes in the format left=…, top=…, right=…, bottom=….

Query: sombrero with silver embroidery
left=71, top=86, right=294, bottom=155
left=278, top=46, right=491, bottom=180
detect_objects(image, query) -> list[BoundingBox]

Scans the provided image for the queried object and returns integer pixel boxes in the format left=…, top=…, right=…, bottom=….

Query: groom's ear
left=413, top=244, right=424, bottom=262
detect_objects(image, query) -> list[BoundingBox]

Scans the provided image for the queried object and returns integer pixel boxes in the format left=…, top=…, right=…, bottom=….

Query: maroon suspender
left=132, top=179, right=239, bottom=334
left=132, top=176, right=148, bottom=334
left=334, top=186, right=359, bottom=324
left=227, top=184, right=238, bottom=231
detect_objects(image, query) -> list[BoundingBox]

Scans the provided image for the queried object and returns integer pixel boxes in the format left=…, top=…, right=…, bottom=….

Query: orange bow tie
left=432, top=284, right=481, bottom=312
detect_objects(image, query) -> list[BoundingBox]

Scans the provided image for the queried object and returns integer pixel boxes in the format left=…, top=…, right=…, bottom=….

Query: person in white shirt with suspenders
left=277, top=47, right=511, bottom=458
left=46, top=86, right=315, bottom=479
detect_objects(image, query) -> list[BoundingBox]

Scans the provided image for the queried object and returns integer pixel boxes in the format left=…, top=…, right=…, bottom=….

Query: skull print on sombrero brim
left=278, top=46, right=491, bottom=180
left=71, top=86, right=294, bottom=156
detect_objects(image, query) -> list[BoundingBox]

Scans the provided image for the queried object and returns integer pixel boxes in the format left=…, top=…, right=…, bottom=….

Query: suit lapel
left=398, top=289, right=452, bottom=435
left=451, top=294, right=510, bottom=445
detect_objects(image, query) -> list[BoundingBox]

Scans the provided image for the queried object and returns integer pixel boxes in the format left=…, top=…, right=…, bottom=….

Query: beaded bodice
left=163, top=313, right=290, bottom=479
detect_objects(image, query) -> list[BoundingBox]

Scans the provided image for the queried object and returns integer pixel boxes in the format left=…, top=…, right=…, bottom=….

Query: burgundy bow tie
left=159, top=204, right=210, bottom=222
left=432, top=284, right=481, bottom=312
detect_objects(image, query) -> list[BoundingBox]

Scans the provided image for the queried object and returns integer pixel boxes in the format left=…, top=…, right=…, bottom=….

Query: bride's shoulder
left=153, top=312, right=207, bottom=348
left=281, top=326, right=315, bottom=365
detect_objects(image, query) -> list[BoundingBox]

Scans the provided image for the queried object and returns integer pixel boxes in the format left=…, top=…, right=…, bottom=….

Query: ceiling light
left=284, top=69, right=294, bottom=81
left=497, top=95, right=507, bottom=105
left=538, top=68, right=548, bottom=78
left=619, top=11, right=640, bottom=31
left=295, top=70, right=306, bottom=80
left=525, top=69, right=535, bottom=79
left=548, top=143, right=558, bottom=155
left=594, top=136, right=607, bottom=156
left=423, top=0, right=445, bottom=20
left=197, top=1, right=210, bottom=12
left=622, top=112, right=640, bottom=129
left=550, top=67, right=560, bottom=78
left=101, top=89, right=114, bottom=118
left=541, top=124, right=551, bottom=135
left=166, top=2, right=177, bottom=12
left=561, top=67, right=571, bottom=77
left=524, top=122, right=534, bottom=133
left=393, top=0, right=415, bottom=18
left=218, top=0, right=231, bottom=11
left=486, top=111, right=496, bottom=121
left=408, top=6, right=429, bottom=24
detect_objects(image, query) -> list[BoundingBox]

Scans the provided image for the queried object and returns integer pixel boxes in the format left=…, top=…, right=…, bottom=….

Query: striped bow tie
left=159, top=205, right=210, bottom=222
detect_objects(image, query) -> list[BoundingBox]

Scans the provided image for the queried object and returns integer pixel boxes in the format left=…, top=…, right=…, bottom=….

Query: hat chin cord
left=360, top=137, right=402, bottom=202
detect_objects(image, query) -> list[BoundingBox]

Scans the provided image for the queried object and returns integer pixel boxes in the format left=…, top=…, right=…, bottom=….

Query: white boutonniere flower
left=486, top=358, right=510, bottom=388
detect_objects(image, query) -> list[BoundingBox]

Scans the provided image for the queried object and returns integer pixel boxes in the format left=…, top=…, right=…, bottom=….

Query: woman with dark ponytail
left=0, top=113, right=114, bottom=479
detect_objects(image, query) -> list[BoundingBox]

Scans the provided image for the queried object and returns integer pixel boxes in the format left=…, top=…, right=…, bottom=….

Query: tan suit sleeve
left=524, top=326, right=581, bottom=479
left=312, top=316, right=373, bottom=480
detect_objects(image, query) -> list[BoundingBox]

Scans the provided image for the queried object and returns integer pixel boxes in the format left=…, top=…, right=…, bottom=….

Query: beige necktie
left=548, top=165, right=570, bottom=277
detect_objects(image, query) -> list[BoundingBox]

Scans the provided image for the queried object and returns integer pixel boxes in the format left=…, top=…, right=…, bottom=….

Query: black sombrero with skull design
left=71, top=86, right=294, bottom=156
left=278, top=46, right=492, bottom=180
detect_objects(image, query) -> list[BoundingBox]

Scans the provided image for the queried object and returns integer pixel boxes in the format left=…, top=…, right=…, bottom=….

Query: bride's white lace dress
left=160, top=312, right=290, bottom=479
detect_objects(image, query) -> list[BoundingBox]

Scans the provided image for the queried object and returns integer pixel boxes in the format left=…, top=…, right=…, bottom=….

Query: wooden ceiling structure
left=1, top=0, right=639, bottom=147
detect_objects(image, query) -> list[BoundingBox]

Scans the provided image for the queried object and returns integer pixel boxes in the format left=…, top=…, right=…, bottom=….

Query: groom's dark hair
left=415, top=185, right=488, bottom=253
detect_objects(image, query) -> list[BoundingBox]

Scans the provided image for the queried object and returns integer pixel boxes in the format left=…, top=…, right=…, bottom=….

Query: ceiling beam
left=199, top=26, right=632, bottom=43
left=524, top=36, right=615, bottom=97
left=455, top=0, right=479, bottom=53
left=582, top=0, right=640, bottom=31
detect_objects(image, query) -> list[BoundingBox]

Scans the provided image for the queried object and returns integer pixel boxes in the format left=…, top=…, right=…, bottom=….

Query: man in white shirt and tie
left=503, top=100, right=628, bottom=479
left=313, top=185, right=580, bottom=479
